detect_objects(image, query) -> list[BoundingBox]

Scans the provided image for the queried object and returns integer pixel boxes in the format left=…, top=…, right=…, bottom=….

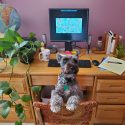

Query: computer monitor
left=49, top=8, right=89, bottom=51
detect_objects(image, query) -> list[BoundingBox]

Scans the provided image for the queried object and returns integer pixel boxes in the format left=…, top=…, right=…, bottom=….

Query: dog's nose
left=70, top=66, right=74, bottom=70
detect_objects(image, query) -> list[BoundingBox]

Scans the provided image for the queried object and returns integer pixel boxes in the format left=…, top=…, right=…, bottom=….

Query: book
left=105, top=31, right=120, bottom=54
left=98, top=56, right=125, bottom=75
left=106, top=31, right=114, bottom=54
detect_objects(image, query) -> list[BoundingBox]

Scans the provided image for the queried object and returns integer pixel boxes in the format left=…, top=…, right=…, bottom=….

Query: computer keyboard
left=48, top=59, right=60, bottom=67
left=48, top=59, right=91, bottom=68
left=78, top=60, right=91, bottom=68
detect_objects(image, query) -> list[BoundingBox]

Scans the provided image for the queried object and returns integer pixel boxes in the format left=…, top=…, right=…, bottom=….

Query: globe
left=0, top=4, right=21, bottom=33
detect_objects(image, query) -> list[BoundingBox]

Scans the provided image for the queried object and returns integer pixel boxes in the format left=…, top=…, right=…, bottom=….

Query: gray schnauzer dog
left=50, top=53, right=83, bottom=113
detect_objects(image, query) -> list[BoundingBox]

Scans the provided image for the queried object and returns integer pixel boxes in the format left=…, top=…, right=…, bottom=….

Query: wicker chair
left=33, top=100, right=97, bottom=125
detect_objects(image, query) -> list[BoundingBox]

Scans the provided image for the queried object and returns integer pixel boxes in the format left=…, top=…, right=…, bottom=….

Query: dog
left=50, top=53, right=83, bottom=113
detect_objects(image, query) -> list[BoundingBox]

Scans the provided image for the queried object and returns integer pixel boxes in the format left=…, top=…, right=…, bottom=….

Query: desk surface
left=0, top=50, right=124, bottom=76
left=29, top=51, right=125, bottom=76
left=0, top=59, right=29, bottom=75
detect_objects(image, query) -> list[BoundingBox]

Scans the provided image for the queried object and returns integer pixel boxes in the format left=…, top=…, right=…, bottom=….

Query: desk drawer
left=31, top=75, right=94, bottom=87
left=31, top=75, right=58, bottom=85
left=77, top=76, right=94, bottom=87
left=97, top=79, right=125, bottom=92
left=0, top=77, right=28, bottom=93
left=95, top=105, right=125, bottom=124
left=96, top=93, right=125, bottom=104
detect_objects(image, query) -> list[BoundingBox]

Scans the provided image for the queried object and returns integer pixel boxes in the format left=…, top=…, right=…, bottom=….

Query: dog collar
left=64, top=85, right=69, bottom=91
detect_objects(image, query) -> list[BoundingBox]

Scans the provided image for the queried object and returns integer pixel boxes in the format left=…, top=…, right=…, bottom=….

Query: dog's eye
left=73, top=58, right=78, bottom=64
left=63, top=58, right=69, bottom=64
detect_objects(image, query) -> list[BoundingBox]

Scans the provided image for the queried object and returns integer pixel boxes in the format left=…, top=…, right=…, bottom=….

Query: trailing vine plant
left=0, top=29, right=42, bottom=125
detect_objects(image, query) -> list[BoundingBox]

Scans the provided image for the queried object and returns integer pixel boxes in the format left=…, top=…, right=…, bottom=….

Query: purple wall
left=6, top=0, right=125, bottom=46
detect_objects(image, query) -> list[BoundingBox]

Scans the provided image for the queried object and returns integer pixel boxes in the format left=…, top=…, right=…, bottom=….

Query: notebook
left=98, top=56, right=125, bottom=75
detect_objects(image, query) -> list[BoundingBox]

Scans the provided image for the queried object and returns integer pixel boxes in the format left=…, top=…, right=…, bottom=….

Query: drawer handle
left=109, top=85, right=122, bottom=88
left=107, top=97, right=119, bottom=100
left=103, top=109, right=116, bottom=112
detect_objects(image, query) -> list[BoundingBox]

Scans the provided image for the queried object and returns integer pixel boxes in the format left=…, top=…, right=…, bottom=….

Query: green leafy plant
left=116, top=42, right=125, bottom=59
left=0, top=29, right=41, bottom=68
left=0, top=81, right=31, bottom=125
left=28, top=32, right=37, bottom=41
left=0, top=29, right=41, bottom=124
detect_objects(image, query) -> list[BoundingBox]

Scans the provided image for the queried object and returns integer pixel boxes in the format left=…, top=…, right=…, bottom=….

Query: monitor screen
left=49, top=8, right=89, bottom=50
left=56, top=18, right=82, bottom=33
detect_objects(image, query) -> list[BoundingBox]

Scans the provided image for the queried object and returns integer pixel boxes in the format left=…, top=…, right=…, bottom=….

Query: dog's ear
left=56, top=53, right=63, bottom=63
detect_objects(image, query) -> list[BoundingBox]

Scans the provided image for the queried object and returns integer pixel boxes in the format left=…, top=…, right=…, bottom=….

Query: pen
left=107, top=61, right=122, bottom=64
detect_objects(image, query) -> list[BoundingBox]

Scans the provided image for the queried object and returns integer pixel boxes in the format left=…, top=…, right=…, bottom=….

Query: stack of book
left=106, top=31, right=119, bottom=54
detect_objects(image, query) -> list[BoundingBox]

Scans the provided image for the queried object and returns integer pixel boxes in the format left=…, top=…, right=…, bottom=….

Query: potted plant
left=115, top=42, right=125, bottom=59
left=0, top=29, right=41, bottom=65
left=0, top=28, right=42, bottom=125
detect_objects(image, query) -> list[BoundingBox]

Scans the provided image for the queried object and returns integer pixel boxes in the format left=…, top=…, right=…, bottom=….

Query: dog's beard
left=62, top=64, right=79, bottom=74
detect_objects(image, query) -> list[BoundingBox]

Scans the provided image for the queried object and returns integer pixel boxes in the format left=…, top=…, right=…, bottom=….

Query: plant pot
left=19, top=49, right=35, bottom=64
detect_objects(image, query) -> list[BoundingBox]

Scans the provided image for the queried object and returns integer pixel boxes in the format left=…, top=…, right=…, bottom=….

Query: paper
left=98, top=56, right=125, bottom=75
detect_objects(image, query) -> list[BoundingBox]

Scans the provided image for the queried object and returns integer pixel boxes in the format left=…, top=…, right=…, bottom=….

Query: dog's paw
left=50, top=105, right=61, bottom=113
left=66, top=103, right=77, bottom=111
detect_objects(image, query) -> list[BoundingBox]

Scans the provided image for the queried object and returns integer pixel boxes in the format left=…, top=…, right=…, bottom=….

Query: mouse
left=92, top=60, right=100, bottom=66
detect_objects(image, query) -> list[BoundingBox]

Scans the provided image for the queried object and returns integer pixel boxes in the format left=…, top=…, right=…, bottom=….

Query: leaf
left=0, top=47, right=3, bottom=52
left=1, top=106, right=11, bottom=118
left=34, top=40, right=41, bottom=48
left=10, top=57, right=19, bottom=67
left=4, top=29, right=17, bottom=43
left=18, top=112, right=26, bottom=121
left=0, top=41, right=13, bottom=50
left=6, top=49, right=16, bottom=58
left=0, top=100, right=12, bottom=118
left=19, top=41, right=28, bottom=48
left=29, top=32, right=36, bottom=39
left=31, top=86, right=42, bottom=93
left=0, top=81, right=10, bottom=94
left=15, top=104, right=23, bottom=114
left=21, top=95, right=31, bottom=102
left=0, top=81, right=10, bottom=89
left=16, top=36, right=24, bottom=43
left=4, top=29, right=23, bottom=43
left=32, top=47, right=36, bottom=52
left=10, top=91, right=20, bottom=102
left=15, top=121, right=22, bottom=125
left=14, top=42, right=19, bottom=49
left=4, top=88, right=12, bottom=95
left=15, top=104, right=25, bottom=121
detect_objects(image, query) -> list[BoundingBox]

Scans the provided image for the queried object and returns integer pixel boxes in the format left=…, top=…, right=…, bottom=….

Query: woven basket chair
left=33, top=100, right=97, bottom=125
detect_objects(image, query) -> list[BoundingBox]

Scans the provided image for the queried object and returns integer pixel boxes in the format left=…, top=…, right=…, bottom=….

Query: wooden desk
left=0, top=51, right=125, bottom=125
left=29, top=52, right=125, bottom=125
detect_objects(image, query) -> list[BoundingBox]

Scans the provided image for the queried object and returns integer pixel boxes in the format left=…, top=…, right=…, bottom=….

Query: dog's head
left=57, top=53, right=79, bottom=74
